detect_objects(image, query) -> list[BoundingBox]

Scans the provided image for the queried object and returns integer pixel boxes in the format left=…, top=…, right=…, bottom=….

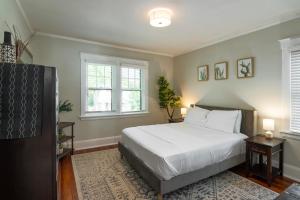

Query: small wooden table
left=245, top=135, right=285, bottom=186
left=57, top=122, right=75, bottom=159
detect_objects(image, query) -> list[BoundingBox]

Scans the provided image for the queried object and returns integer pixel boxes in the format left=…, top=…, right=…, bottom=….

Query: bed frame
left=118, top=105, right=256, bottom=199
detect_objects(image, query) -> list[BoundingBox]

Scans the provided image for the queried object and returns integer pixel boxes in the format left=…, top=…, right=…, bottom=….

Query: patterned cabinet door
left=0, top=63, right=44, bottom=139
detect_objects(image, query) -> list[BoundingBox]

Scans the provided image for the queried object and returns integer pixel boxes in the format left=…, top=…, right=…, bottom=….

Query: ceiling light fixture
left=148, top=8, right=172, bottom=28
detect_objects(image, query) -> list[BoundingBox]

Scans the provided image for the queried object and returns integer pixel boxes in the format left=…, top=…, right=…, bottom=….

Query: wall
left=173, top=17, right=300, bottom=180
left=30, top=35, right=173, bottom=143
left=0, top=0, right=32, bottom=46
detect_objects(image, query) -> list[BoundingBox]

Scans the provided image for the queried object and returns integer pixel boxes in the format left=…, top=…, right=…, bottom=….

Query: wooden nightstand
left=168, top=118, right=184, bottom=123
left=245, top=135, right=285, bottom=186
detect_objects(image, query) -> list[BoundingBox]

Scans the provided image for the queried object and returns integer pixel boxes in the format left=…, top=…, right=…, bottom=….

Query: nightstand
left=168, top=118, right=184, bottom=123
left=245, top=135, right=285, bottom=186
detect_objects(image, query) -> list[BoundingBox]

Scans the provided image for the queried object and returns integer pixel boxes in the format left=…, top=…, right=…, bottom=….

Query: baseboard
left=283, top=163, right=300, bottom=182
left=272, top=160, right=300, bottom=182
left=74, top=135, right=121, bottom=150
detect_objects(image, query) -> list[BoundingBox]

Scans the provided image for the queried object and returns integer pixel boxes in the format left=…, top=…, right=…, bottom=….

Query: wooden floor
left=60, top=145, right=295, bottom=200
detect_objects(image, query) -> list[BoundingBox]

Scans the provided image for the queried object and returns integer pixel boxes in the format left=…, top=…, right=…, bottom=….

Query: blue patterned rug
left=72, top=149, right=278, bottom=200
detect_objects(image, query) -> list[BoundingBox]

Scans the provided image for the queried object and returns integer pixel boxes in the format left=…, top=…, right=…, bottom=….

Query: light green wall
left=0, top=0, right=32, bottom=45
left=31, top=35, right=173, bottom=141
left=174, top=17, right=300, bottom=180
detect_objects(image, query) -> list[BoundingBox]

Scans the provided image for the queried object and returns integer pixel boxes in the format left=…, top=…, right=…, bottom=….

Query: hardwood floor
left=60, top=145, right=295, bottom=200
left=230, top=164, right=295, bottom=193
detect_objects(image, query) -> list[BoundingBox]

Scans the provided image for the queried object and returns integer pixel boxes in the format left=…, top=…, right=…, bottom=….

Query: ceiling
left=19, top=0, right=300, bottom=56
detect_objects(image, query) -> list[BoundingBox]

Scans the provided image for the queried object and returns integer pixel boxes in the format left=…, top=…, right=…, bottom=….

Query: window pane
left=121, top=67, right=141, bottom=90
left=122, top=68, right=128, bottom=78
left=122, top=79, right=128, bottom=89
left=121, top=91, right=141, bottom=112
left=88, top=63, right=111, bottom=89
left=88, top=64, right=97, bottom=76
left=104, top=66, right=111, bottom=78
left=87, top=90, right=111, bottom=111
left=129, top=79, right=135, bottom=89
left=290, top=50, right=300, bottom=132
left=105, top=78, right=111, bottom=88
left=129, top=68, right=135, bottom=78
left=135, top=79, right=140, bottom=89
left=88, top=76, right=97, bottom=88
left=96, top=66, right=104, bottom=77
left=135, top=69, right=140, bottom=79
left=97, top=77, right=105, bottom=88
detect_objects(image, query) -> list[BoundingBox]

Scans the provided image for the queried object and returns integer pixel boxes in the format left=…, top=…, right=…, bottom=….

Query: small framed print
left=198, top=65, right=208, bottom=81
left=237, top=57, right=254, bottom=78
left=214, top=62, right=228, bottom=80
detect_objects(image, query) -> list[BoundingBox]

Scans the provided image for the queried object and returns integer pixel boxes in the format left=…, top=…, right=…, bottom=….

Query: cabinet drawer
left=250, top=144, right=268, bottom=154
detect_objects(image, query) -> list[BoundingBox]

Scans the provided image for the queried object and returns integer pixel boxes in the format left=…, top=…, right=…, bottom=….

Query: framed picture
left=237, top=57, right=254, bottom=78
left=214, top=62, right=228, bottom=80
left=198, top=65, right=208, bottom=81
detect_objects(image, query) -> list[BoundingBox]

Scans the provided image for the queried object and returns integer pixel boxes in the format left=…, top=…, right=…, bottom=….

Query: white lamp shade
left=263, top=119, right=275, bottom=131
left=149, top=8, right=172, bottom=27
left=181, top=107, right=187, bottom=115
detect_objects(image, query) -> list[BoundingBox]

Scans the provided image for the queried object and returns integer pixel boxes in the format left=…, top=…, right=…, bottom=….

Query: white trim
left=283, top=163, right=300, bottom=182
left=15, top=0, right=34, bottom=34
left=36, top=32, right=173, bottom=57
left=74, top=136, right=121, bottom=150
left=280, top=37, right=300, bottom=134
left=273, top=160, right=300, bottom=182
left=79, top=111, right=150, bottom=120
left=177, top=14, right=300, bottom=56
left=280, top=132, right=300, bottom=141
left=80, top=53, right=149, bottom=118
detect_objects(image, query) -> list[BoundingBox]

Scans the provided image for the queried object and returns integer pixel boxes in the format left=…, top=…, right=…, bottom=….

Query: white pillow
left=205, top=110, right=239, bottom=133
left=185, top=107, right=210, bottom=126
left=234, top=110, right=242, bottom=133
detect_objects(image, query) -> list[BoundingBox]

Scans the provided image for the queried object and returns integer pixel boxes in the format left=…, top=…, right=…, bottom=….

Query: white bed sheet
left=121, top=122, right=247, bottom=180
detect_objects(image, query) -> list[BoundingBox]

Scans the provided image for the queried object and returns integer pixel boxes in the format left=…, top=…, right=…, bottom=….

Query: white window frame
left=280, top=37, right=300, bottom=137
left=80, top=53, right=149, bottom=119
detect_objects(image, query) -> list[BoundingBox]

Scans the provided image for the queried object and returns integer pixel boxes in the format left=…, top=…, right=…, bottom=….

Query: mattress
left=121, top=122, right=248, bottom=180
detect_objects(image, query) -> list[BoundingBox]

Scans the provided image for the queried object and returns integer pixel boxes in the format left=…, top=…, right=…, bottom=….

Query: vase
left=0, top=31, right=16, bottom=63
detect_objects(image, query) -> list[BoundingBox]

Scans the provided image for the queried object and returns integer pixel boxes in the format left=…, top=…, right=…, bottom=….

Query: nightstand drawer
left=250, top=144, right=268, bottom=154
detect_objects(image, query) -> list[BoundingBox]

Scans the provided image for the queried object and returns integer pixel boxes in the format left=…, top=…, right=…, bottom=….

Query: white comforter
left=121, top=122, right=247, bottom=180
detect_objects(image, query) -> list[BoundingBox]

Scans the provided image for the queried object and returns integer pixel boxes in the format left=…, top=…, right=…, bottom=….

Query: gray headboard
left=195, top=105, right=256, bottom=137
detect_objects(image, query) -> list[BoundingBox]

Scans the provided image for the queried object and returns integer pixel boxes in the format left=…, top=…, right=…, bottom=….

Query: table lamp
left=263, top=119, right=275, bottom=139
left=181, top=107, right=187, bottom=118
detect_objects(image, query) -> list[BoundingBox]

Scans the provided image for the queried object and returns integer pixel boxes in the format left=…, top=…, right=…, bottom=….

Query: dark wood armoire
left=0, top=63, right=57, bottom=200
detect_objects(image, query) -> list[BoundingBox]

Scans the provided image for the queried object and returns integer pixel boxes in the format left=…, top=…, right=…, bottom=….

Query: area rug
left=71, top=148, right=278, bottom=200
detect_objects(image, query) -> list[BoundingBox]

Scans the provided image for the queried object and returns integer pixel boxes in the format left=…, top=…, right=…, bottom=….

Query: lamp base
left=265, top=131, right=273, bottom=139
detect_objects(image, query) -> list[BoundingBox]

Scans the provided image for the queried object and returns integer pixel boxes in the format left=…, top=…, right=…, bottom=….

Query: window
left=280, top=37, right=300, bottom=135
left=87, top=63, right=112, bottom=112
left=290, top=50, right=300, bottom=132
left=81, top=53, right=148, bottom=118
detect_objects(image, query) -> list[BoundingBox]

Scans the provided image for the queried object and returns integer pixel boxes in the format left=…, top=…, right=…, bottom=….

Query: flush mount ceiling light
left=148, top=8, right=172, bottom=28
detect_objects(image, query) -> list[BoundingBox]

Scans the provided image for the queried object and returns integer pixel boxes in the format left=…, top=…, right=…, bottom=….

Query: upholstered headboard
left=195, top=105, right=256, bottom=137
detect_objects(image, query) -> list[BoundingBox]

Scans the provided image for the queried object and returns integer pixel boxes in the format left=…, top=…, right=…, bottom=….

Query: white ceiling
left=19, top=0, right=300, bottom=56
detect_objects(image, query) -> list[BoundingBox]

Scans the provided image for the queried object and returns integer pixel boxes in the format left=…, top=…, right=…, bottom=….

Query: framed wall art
left=198, top=65, right=208, bottom=81
left=237, top=57, right=254, bottom=78
left=214, top=62, right=228, bottom=80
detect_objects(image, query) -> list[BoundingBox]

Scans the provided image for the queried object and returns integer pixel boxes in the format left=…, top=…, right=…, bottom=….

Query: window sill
left=79, top=111, right=150, bottom=120
left=280, top=131, right=300, bottom=141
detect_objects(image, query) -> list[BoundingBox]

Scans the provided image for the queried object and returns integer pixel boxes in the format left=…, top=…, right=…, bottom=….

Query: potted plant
left=58, top=100, right=73, bottom=140
left=157, top=76, right=182, bottom=122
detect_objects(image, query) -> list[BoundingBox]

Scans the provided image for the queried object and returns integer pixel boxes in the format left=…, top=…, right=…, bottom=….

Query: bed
left=118, top=105, right=256, bottom=199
